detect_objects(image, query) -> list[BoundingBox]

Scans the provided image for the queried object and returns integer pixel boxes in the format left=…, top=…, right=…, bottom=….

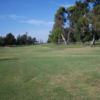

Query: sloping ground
left=0, top=45, right=100, bottom=100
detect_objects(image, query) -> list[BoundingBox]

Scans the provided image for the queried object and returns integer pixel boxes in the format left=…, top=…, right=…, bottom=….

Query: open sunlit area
left=0, top=45, right=100, bottom=100
left=0, top=0, right=100, bottom=100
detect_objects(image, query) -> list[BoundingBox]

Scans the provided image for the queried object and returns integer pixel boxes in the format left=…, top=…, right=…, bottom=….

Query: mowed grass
left=0, top=44, right=100, bottom=100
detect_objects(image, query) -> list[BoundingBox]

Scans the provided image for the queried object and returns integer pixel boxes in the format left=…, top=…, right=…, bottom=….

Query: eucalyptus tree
left=85, top=0, right=100, bottom=46
left=66, top=0, right=90, bottom=43
left=48, top=7, right=67, bottom=44
left=48, top=0, right=100, bottom=45
left=65, top=6, right=76, bottom=44
left=90, top=4, right=100, bottom=46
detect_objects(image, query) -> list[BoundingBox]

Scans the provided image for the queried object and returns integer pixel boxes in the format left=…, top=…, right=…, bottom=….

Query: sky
left=0, top=0, right=76, bottom=42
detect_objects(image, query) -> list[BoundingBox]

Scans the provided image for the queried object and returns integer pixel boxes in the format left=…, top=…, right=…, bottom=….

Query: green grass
left=0, top=44, right=100, bottom=100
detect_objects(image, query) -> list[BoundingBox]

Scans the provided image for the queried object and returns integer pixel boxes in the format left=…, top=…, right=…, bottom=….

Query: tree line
left=0, top=33, right=37, bottom=46
left=48, top=0, right=100, bottom=46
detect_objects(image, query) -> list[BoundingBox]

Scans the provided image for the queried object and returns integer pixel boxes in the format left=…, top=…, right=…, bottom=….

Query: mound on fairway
left=0, top=45, right=100, bottom=100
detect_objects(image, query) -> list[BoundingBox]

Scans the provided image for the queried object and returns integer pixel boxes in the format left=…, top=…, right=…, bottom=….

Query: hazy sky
left=0, top=0, right=76, bottom=42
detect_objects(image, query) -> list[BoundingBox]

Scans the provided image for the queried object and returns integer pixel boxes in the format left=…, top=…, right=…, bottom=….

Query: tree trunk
left=90, top=35, right=95, bottom=47
left=61, top=34, right=67, bottom=45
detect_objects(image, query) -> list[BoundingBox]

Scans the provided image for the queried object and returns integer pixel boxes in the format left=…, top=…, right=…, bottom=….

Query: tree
left=49, top=28, right=63, bottom=43
left=27, top=36, right=33, bottom=45
left=16, top=35, right=22, bottom=45
left=0, top=36, right=5, bottom=46
left=86, top=0, right=100, bottom=46
left=5, top=33, right=16, bottom=45
left=78, top=16, right=90, bottom=43
left=90, top=4, right=100, bottom=46
left=16, top=33, right=37, bottom=45
left=48, top=7, right=67, bottom=44
left=49, top=0, right=90, bottom=44
left=49, top=0, right=100, bottom=46
left=20, top=33, right=28, bottom=45
left=66, top=0, right=90, bottom=43
left=32, top=37, right=37, bottom=44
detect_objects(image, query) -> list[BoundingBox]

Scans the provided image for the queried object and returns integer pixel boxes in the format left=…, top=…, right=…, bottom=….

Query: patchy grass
left=0, top=44, right=100, bottom=100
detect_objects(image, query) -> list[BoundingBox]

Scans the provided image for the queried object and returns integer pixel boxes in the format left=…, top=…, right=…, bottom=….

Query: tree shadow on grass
left=0, top=57, right=19, bottom=62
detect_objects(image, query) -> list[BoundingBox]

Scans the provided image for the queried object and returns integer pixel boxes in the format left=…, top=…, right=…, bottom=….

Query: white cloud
left=0, top=14, right=54, bottom=26
left=20, top=19, right=54, bottom=26
left=8, top=14, right=26, bottom=20
left=8, top=15, right=19, bottom=20
left=0, top=14, right=26, bottom=20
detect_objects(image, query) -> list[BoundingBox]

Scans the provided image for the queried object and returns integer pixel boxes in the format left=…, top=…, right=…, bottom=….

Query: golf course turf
left=0, top=44, right=100, bottom=100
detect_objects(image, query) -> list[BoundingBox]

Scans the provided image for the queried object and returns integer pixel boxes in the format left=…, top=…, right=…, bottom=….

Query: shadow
left=0, top=58, right=19, bottom=62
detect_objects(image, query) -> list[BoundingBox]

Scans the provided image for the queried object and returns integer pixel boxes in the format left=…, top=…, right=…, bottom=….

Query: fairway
left=0, top=45, right=100, bottom=100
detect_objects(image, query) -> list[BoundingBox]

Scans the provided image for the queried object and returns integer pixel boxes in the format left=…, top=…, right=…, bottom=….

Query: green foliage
left=79, top=17, right=89, bottom=27
left=48, top=7, right=66, bottom=43
left=16, top=33, right=37, bottom=45
left=92, top=5, right=100, bottom=32
left=0, top=33, right=37, bottom=46
left=49, top=0, right=100, bottom=44
left=48, top=28, right=63, bottom=43
left=5, top=33, right=16, bottom=45
left=0, top=36, right=5, bottom=46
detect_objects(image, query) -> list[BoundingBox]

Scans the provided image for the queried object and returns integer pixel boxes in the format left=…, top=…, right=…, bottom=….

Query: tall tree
left=48, top=0, right=100, bottom=45
left=66, top=0, right=89, bottom=43
left=48, top=7, right=67, bottom=44
left=86, top=0, right=100, bottom=46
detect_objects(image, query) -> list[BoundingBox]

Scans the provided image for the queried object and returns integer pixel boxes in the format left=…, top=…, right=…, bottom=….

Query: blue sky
left=0, top=0, right=76, bottom=42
